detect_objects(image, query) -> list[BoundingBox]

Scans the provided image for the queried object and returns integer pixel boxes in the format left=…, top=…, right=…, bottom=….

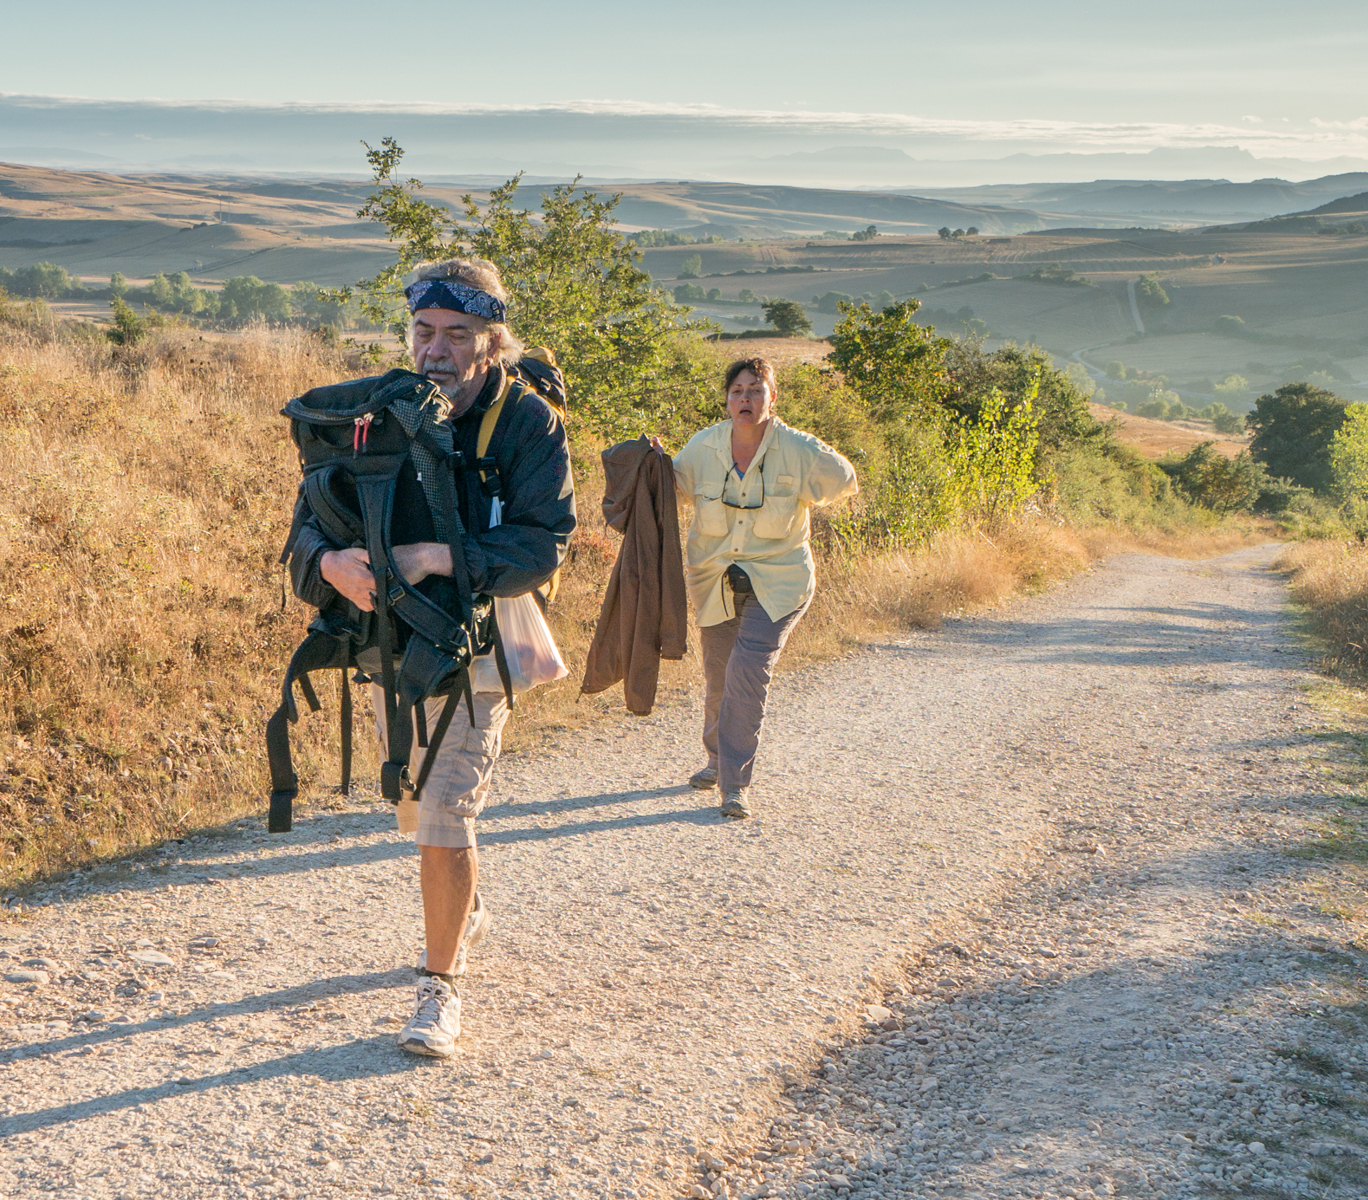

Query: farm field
left=656, top=226, right=1368, bottom=405
left=4, top=162, right=1365, bottom=408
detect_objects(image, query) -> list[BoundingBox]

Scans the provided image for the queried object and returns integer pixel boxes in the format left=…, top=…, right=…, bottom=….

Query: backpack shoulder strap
left=476, top=373, right=515, bottom=469
left=476, top=373, right=524, bottom=497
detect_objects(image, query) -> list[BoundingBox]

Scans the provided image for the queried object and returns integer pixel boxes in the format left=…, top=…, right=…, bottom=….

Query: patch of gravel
left=3, top=543, right=1364, bottom=1200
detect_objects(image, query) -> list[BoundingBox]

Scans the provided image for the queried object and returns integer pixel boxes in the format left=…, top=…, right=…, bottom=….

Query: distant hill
left=515, top=180, right=1041, bottom=239
left=0, top=163, right=1048, bottom=278
left=1310, top=191, right=1368, bottom=215
left=887, top=173, right=1368, bottom=228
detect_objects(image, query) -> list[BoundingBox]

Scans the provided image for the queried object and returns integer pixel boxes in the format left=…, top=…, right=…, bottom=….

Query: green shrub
left=1159, top=444, right=1265, bottom=514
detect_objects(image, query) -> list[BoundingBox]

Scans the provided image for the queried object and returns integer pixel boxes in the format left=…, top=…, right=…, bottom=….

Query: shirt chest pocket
left=694, top=491, right=729, bottom=537
left=753, top=494, right=799, bottom=539
left=751, top=472, right=798, bottom=539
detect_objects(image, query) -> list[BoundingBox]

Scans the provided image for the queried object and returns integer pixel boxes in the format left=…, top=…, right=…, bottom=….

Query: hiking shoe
left=397, top=973, right=461, bottom=1058
left=417, top=892, right=490, bottom=977
left=688, top=766, right=718, bottom=790
left=719, top=789, right=751, bottom=819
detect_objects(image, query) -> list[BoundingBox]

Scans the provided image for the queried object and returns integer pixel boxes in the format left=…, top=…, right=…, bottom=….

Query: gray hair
left=403, top=257, right=525, bottom=367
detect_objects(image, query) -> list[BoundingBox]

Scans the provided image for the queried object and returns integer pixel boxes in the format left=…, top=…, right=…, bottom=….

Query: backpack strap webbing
left=265, top=628, right=351, bottom=833
left=475, top=374, right=515, bottom=497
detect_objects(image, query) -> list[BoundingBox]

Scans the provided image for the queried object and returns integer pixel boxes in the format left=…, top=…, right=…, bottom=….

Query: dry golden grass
left=0, top=322, right=1271, bottom=888
left=1276, top=539, right=1368, bottom=678
left=0, top=323, right=359, bottom=886
left=1086, top=403, right=1250, bottom=461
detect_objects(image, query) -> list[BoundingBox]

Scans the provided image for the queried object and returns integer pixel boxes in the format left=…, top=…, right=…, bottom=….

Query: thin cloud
left=3, top=92, right=1366, bottom=158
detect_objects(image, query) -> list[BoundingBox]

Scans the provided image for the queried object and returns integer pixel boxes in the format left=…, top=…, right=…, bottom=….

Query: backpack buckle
left=476, top=455, right=503, bottom=497
left=380, top=760, right=410, bottom=802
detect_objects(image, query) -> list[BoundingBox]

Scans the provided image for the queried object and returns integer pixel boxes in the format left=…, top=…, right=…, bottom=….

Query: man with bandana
left=288, top=258, right=576, bottom=1056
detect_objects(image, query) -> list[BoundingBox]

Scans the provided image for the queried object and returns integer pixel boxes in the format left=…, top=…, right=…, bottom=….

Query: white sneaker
left=397, top=974, right=460, bottom=1058
left=417, top=892, right=490, bottom=977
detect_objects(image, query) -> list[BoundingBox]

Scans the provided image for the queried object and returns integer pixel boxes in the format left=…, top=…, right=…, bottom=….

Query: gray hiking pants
left=700, top=591, right=809, bottom=793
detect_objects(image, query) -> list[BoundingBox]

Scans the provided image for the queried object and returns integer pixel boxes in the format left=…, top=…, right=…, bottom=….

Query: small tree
left=1104, top=360, right=1126, bottom=380
left=966, top=226, right=979, bottom=237
left=338, top=137, right=709, bottom=437
left=1214, top=314, right=1245, bottom=335
left=943, top=379, right=1041, bottom=522
left=678, top=254, right=703, bottom=279
left=1135, top=274, right=1170, bottom=309
left=706, top=287, right=721, bottom=301
left=937, top=227, right=952, bottom=240
left=1330, top=404, right=1368, bottom=500
left=107, top=297, right=147, bottom=345
left=738, top=288, right=756, bottom=304
left=763, top=299, right=813, bottom=338
left=1248, top=382, right=1349, bottom=493
left=109, top=271, right=128, bottom=298
left=829, top=299, right=949, bottom=424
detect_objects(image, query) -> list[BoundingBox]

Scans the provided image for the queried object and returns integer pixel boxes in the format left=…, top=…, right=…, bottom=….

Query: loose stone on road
left=3, top=543, right=1366, bottom=1200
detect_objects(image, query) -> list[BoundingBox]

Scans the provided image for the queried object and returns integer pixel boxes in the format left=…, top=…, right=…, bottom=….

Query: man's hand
left=320, top=547, right=377, bottom=612
left=321, top=544, right=455, bottom=612
left=649, top=435, right=667, bottom=453
left=392, top=542, right=453, bottom=588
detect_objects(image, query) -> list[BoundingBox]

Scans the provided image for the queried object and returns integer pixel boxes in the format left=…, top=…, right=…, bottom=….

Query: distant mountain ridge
left=883, top=173, right=1368, bottom=227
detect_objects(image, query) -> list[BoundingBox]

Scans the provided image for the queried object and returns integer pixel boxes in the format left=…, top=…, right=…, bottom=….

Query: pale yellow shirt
left=672, top=417, right=858, bottom=626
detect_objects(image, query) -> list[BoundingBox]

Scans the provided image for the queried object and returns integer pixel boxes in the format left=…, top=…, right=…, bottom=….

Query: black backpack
left=267, top=360, right=562, bottom=834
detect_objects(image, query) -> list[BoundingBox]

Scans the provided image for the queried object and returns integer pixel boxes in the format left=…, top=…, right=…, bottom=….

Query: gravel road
left=4, top=542, right=1366, bottom=1200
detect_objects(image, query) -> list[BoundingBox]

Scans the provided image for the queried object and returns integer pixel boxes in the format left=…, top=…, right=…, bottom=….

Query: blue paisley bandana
left=404, top=279, right=507, bottom=323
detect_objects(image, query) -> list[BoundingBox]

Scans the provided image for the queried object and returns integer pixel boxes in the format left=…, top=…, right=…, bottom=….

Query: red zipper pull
left=353, top=413, right=374, bottom=456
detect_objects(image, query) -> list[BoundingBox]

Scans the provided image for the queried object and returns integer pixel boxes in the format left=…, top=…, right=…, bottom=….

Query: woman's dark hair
left=724, top=356, right=777, bottom=395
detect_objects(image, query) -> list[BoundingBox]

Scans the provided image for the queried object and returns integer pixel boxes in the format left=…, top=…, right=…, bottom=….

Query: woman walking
left=668, top=356, right=857, bottom=817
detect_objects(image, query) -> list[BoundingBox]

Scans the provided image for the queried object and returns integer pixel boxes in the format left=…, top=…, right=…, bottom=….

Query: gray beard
left=424, top=361, right=487, bottom=418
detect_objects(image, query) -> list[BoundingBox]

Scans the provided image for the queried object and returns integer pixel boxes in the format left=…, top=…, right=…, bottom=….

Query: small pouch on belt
left=725, top=563, right=753, bottom=593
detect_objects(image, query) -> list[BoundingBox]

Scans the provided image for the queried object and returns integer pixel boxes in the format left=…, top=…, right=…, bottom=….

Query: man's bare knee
left=420, top=843, right=478, bottom=867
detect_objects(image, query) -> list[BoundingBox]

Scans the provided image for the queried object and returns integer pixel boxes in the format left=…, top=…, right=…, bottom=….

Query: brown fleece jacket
left=580, top=437, right=688, bottom=715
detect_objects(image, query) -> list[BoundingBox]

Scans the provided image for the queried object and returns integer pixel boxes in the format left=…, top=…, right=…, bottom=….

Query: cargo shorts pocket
left=463, top=723, right=502, bottom=758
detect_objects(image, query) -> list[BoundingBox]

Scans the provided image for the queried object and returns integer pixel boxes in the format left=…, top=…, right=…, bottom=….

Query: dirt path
left=3, top=543, right=1366, bottom=1200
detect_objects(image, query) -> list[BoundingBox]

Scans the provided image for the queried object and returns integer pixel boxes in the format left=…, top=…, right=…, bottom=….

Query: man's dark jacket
left=581, top=437, right=688, bottom=715
left=289, top=366, right=576, bottom=607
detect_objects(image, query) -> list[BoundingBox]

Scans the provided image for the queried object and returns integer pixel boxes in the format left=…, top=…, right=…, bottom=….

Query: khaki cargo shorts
left=370, top=684, right=510, bottom=849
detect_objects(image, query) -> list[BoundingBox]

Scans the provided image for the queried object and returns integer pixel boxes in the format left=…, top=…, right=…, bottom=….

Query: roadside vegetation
left=0, top=143, right=1275, bottom=889
left=1270, top=385, right=1368, bottom=679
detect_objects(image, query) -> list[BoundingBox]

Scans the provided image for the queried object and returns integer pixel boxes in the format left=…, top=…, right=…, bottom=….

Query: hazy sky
left=3, top=0, right=1366, bottom=172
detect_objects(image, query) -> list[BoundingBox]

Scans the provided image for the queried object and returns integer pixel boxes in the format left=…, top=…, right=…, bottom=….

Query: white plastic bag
left=469, top=496, right=567, bottom=694
left=492, top=591, right=568, bottom=692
